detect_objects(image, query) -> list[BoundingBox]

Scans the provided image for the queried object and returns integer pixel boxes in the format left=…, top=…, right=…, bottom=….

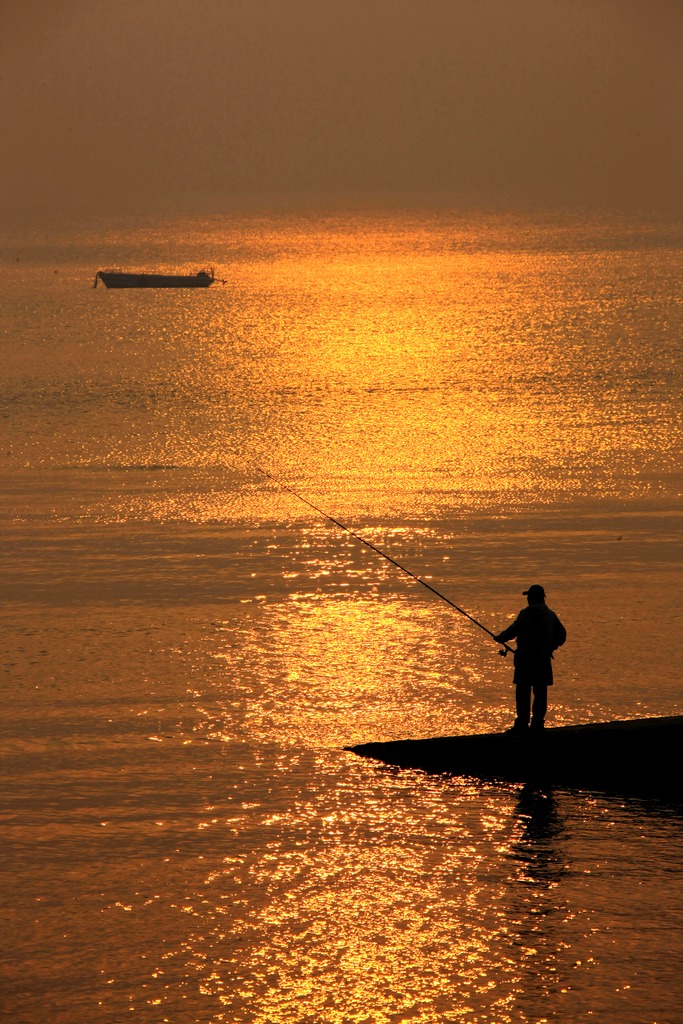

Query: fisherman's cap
left=523, top=584, right=545, bottom=601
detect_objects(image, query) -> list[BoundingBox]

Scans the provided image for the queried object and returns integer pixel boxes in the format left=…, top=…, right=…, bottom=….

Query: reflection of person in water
left=495, top=585, right=566, bottom=732
left=511, top=784, right=567, bottom=887
left=505, top=784, right=568, bottom=1021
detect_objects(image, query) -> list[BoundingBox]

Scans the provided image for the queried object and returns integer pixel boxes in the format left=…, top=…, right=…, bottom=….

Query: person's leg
left=515, top=684, right=531, bottom=729
left=530, top=685, right=548, bottom=729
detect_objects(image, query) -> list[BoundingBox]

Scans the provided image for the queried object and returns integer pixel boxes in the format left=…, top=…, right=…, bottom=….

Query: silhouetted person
left=494, top=585, right=566, bottom=732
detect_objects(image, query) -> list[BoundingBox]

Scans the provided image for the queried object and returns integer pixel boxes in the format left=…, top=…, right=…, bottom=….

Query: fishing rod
left=233, top=452, right=513, bottom=657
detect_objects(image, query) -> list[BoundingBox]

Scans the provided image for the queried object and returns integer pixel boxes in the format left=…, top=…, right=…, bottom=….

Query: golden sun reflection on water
left=10, top=214, right=676, bottom=520
left=171, top=597, right=573, bottom=1021
left=159, top=763, right=585, bottom=1024
left=188, top=221, right=678, bottom=518
left=192, top=595, right=511, bottom=753
left=3, top=214, right=681, bottom=1024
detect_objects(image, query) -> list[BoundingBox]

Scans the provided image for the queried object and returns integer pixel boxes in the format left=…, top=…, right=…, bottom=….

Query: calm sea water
left=1, top=212, right=682, bottom=1023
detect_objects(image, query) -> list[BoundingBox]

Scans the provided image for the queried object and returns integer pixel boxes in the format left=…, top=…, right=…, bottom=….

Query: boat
left=93, top=268, right=219, bottom=288
left=346, top=716, right=683, bottom=798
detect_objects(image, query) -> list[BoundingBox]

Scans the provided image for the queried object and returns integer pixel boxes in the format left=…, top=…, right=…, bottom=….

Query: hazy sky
left=1, top=0, right=681, bottom=223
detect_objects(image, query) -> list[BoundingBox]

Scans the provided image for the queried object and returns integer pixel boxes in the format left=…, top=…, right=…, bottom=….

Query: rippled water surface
left=2, top=213, right=682, bottom=1022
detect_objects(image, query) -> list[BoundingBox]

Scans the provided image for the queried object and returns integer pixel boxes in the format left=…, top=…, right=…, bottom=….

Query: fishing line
left=232, top=451, right=513, bottom=656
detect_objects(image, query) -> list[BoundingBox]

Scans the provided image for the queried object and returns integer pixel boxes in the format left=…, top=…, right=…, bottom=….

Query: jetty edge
left=345, top=715, right=683, bottom=798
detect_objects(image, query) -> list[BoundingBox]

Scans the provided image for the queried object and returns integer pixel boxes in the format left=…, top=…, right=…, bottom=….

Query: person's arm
left=494, top=617, right=520, bottom=644
left=552, top=614, right=567, bottom=650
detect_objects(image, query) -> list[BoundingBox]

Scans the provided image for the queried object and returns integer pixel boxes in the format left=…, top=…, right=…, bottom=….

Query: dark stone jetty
left=346, top=716, right=683, bottom=798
